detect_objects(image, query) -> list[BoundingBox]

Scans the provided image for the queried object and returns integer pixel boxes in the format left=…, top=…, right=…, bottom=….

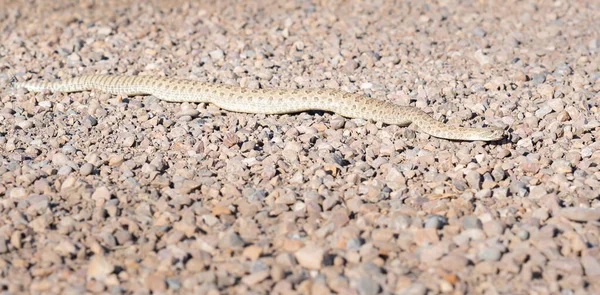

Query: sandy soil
left=1, top=0, right=599, bottom=294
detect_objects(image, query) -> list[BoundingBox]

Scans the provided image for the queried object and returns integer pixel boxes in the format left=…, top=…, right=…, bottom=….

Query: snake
left=11, top=75, right=504, bottom=141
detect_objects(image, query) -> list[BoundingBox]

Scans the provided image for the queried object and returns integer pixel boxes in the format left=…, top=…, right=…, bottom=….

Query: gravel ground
left=1, top=0, right=600, bottom=294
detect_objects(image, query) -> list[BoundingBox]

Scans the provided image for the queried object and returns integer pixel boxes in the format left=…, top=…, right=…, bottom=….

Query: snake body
left=12, top=75, right=504, bottom=141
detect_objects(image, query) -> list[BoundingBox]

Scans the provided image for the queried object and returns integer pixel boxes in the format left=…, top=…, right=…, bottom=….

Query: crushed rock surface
left=0, top=0, right=599, bottom=294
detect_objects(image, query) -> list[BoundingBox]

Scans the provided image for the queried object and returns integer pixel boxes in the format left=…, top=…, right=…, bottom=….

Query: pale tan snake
left=12, top=75, right=505, bottom=141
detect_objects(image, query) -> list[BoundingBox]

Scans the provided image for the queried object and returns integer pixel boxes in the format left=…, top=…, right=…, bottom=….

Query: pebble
left=551, top=159, right=573, bottom=173
left=517, top=229, right=530, bottom=240
left=0, top=238, right=7, bottom=254
left=209, top=49, right=224, bottom=60
left=57, top=165, right=73, bottom=175
left=9, top=187, right=28, bottom=199
left=176, top=109, right=200, bottom=118
left=397, top=283, right=427, bottom=295
left=91, top=186, right=111, bottom=201
left=108, top=154, right=124, bottom=166
left=531, top=73, right=546, bottom=85
left=346, top=237, right=363, bottom=250
left=219, top=231, right=245, bottom=250
left=440, top=254, right=470, bottom=272
left=560, top=208, right=600, bottom=222
left=478, top=247, right=503, bottom=261
left=294, top=245, right=325, bottom=270
left=357, top=276, right=380, bottom=295
left=87, top=255, right=114, bottom=281
left=473, top=27, right=486, bottom=37
left=535, top=104, right=553, bottom=118
left=537, top=84, right=554, bottom=98
left=509, top=180, right=528, bottom=197
left=145, top=273, right=167, bottom=292
left=419, top=244, right=448, bottom=264
left=343, top=60, right=359, bottom=72
left=186, top=257, right=208, bottom=272
left=491, top=166, right=506, bottom=181
left=581, top=256, right=600, bottom=276
left=360, top=82, right=373, bottom=90
left=52, top=153, right=73, bottom=167
left=84, top=115, right=98, bottom=126
left=465, top=170, right=481, bottom=189
left=61, top=145, right=76, bottom=154
left=463, top=216, right=483, bottom=230
left=166, top=278, right=181, bottom=290
left=38, top=101, right=52, bottom=108
left=242, top=245, right=263, bottom=261
left=548, top=99, right=566, bottom=112
left=80, top=163, right=94, bottom=175
left=424, top=215, right=447, bottom=229
left=483, top=220, right=505, bottom=236
left=473, top=49, right=490, bottom=66
left=241, top=270, right=269, bottom=286
left=15, top=120, right=33, bottom=129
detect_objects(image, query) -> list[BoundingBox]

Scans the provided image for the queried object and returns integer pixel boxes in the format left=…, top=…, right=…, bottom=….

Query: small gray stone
left=425, top=214, right=447, bottom=229
left=491, top=166, right=506, bottom=181
left=330, top=117, right=346, bottom=129
left=219, top=230, right=245, bottom=250
left=475, top=188, right=492, bottom=199
left=357, top=275, right=380, bottom=295
left=589, top=38, right=600, bottom=51
left=452, top=179, right=468, bottom=191
left=61, top=145, right=76, bottom=154
left=532, top=73, right=546, bottom=85
left=517, top=229, right=530, bottom=240
left=553, top=62, right=572, bottom=76
left=57, top=165, right=73, bottom=175
left=176, top=109, right=200, bottom=118
left=52, top=153, right=73, bottom=167
left=389, top=215, right=411, bottom=231
left=473, top=27, right=486, bottom=37
left=463, top=216, right=483, bottom=230
left=478, top=247, right=503, bottom=261
left=247, top=189, right=267, bottom=202
left=166, top=277, right=181, bottom=290
left=509, top=180, right=528, bottom=197
left=535, top=104, right=553, bottom=118
left=465, top=170, right=482, bottom=189
left=346, top=237, right=363, bottom=250
left=84, top=115, right=98, bottom=126
left=80, top=163, right=94, bottom=176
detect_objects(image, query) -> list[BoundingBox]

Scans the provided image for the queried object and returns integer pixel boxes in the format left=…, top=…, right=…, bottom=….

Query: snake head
left=478, top=127, right=505, bottom=141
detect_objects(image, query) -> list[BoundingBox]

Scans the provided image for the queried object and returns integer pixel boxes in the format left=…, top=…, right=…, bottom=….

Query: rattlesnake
left=12, top=75, right=504, bottom=141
